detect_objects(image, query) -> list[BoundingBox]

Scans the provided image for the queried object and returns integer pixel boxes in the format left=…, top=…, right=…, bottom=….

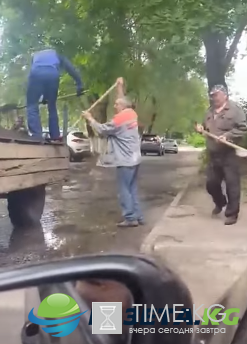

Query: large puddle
left=0, top=154, right=198, bottom=268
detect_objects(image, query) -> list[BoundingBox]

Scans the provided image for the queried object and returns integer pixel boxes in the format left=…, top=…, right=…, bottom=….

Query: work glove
left=76, top=86, right=84, bottom=97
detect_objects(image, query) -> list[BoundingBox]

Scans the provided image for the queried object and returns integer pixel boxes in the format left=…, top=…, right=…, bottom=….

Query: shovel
left=69, top=82, right=117, bottom=140
left=202, top=129, right=247, bottom=157
left=71, top=82, right=117, bottom=129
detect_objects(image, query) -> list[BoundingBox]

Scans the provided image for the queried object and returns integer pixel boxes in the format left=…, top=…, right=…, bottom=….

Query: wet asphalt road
left=0, top=151, right=199, bottom=268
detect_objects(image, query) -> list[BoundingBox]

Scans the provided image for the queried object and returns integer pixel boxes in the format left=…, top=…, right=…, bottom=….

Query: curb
left=140, top=176, right=194, bottom=255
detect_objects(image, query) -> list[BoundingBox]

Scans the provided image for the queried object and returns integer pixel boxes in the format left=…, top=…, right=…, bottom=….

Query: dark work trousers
left=206, top=151, right=240, bottom=217
left=26, top=66, right=60, bottom=139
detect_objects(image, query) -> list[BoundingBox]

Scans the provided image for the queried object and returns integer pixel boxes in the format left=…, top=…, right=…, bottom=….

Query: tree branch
left=143, top=95, right=150, bottom=103
left=224, top=16, right=247, bottom=72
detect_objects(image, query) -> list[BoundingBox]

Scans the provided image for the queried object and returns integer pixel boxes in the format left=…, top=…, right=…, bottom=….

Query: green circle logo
left=38, top=293, right=80, bottom=318
left=28, top=293, right=88, bottom=337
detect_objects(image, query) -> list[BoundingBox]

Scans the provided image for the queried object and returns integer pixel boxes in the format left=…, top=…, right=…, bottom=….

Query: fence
left=0, top=101, right=107, bottom=154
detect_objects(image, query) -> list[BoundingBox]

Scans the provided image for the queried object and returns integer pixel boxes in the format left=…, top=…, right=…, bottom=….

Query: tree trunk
left=86, top=95, right=97, bottom=138
left=86, top=123, right=95, bottom=137
left=92, top=94, right=109, bottom=124
left=147, top=97, right=157, bottom=133
left=87, top=94, right=109, bottom=155
left=86, top=93, right=109, bottom=137
left=203, top=19, right=247, bottom=93
left=138, top=125, right=145, bottom=136
left=203, top=31, right=227, bottom=91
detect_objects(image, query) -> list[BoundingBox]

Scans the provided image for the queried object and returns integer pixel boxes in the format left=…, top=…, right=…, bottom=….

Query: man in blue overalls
left=27, top=49, right=83, bottom=140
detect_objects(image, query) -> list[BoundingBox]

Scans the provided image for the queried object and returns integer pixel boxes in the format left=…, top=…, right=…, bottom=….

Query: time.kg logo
left=28, top=293, right=88, bottom=337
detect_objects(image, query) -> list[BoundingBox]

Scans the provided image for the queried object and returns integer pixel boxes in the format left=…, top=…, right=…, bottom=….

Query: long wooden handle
left=202, top=129, right=247, bottom=152
left=0, top=90, right=89, bottom=114
left=72, top=82, right=117, bottom=129
left=57, top=90, right=88, bottom=101
left=86, top=83, right=117, bottom=113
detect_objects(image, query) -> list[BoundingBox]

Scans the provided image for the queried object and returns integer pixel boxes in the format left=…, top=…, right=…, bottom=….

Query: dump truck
left=0, top=126, right=69, bottom=227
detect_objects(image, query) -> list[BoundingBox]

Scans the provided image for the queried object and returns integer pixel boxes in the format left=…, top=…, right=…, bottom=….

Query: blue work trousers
left=116, top=165, right=143, bottom=222
left=26, top=66, right=60, bottom=139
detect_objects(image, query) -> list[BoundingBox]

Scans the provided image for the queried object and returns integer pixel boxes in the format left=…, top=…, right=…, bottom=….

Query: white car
left=162, top=139, right=178, bottom=154
left=67, top=131, right=91, bottom=162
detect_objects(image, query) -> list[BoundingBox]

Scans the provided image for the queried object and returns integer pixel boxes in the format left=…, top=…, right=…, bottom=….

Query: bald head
left=118, top=96, right=132, bottom=108
left=114, top=96, right=133, bottom=113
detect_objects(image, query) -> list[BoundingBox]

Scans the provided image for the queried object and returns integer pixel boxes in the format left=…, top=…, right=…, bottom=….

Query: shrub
left=187, top=133, right=206, bottom=147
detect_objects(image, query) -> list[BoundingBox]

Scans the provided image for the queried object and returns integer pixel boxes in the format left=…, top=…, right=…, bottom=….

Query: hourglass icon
left=100, top=305, right=116, bottom=330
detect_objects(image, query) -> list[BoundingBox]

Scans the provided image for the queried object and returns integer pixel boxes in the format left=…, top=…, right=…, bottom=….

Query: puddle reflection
left=0, top=162, right=174, bottom=267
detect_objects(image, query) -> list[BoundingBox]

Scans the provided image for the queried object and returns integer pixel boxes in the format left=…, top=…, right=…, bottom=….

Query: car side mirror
left=0, top=255, right=194, bottom=344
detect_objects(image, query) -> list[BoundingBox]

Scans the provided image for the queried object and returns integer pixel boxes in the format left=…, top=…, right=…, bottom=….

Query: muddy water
left=0, top=153, right=199, bottom=268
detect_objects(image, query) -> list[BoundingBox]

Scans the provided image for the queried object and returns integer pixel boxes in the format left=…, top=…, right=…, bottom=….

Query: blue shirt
left=31, top=49, right=82, bottom=87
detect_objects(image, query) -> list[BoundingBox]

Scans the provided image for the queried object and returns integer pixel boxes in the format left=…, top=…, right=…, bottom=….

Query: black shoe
left=212, top=206, right=223, bottom=216
left=117, top=220, right=138, bottom=228
left=212, top=197, right=227, bottom=216
left=225, top=216, right=238, bottom=226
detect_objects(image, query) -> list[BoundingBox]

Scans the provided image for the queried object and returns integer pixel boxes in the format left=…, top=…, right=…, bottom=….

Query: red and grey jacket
left=91, top=108, right=141, bottom=167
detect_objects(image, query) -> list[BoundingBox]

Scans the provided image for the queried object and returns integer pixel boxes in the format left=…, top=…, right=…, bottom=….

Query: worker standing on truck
left=27, top=48, right=83, bottom=141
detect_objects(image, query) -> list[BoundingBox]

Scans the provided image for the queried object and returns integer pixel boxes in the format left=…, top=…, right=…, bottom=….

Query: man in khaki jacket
left=196, top=85, right=247, bottom=225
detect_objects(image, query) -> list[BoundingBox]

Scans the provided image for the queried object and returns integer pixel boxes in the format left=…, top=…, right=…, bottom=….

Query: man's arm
left=58, top=54, right=82, bottom=88
left=87, top=118, right=118, bottom=137
left=116, top=77, right=125, bottom=98
left=225, top=106, right=247, bottom=139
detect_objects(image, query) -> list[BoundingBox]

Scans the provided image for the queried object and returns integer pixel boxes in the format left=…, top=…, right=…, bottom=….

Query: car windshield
left=164, top=139, right=175, bottom=143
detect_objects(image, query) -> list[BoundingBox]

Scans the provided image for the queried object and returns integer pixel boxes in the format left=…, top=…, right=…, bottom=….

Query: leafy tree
left=1, top=0, right=247, bottom=92
left=239, top=98, right=247, bottom=114
left=135, top=0, right=247, bottom=90
left=1, top=0, right=240, bottom=135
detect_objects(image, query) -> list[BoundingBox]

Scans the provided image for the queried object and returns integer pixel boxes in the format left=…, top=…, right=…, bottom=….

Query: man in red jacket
left=82, top=78, right=144, bottom=228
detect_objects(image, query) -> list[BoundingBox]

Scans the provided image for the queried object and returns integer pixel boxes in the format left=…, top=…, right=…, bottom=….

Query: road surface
left=0, top=151, right=199, bottom=268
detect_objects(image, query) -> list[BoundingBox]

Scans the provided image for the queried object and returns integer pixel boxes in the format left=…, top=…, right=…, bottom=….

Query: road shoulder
left=141, top=173, right=247, bottom=343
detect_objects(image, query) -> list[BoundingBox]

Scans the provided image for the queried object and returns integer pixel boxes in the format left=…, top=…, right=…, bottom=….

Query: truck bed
left=0, top=127, right=69, bottom=194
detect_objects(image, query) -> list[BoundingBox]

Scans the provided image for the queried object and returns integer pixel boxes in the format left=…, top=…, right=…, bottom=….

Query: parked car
left=67, top=131, right=91, bottom=162
left=162, top=138, right=178, bottom=153
left=141, top=134, right=164, bottom=156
